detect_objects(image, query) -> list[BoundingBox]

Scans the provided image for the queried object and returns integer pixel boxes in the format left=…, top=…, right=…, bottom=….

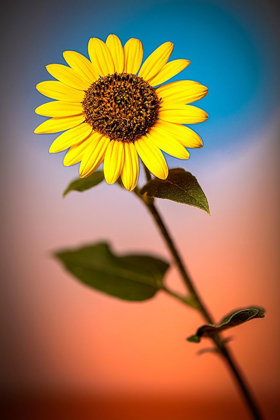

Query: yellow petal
left=79, top=133, right=109, bottom=177
left=157, top=81, right=208, bottom=104
left=36, top=81, right=85, bottom=102
left=123, top=38, right=143, bottom=74
left=46, top=64, right=91, bottom=91
left=138, top=42, right=174, bottom=82
left=35, top=101, right=83, bottom=117
left=147, top=124, right=189, bottom=159
left=49, top=123, right=92, bottom=153
left=121, top=142, right=139, bottom=191
left=149, top=59, right=190, bottom=87
left=104, top=140, right=124, bottom=184
left=63, top=51, right=99, bottom=83
left=155, top=120, right=203, bottom=148
left=106, top=34, right=124, bottom=73
left=88, top=38, right=115, bottom=77
left=135, top=137, right=168, bottom=180
left=34, top=115, right=85, bottom=134
left=64, top=137, right=93, bottom=167
left=159, top=105, right=208, bottom=124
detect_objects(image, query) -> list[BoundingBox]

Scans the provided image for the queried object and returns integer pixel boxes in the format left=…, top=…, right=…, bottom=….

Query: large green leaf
left=63, top=171, right=104, bottom=197
left=54, top=242, right=169, bottom=301
left=187, top=307, right=265, bottom=343
left=140, top=168, right=210, bottom=214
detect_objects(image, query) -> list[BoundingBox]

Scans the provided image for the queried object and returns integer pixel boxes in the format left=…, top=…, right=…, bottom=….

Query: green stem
left=146, top=200, right=213, bottom=321
left=133, top=186, right=263, bottom=420
left=162, top=285, right=196, bottom=307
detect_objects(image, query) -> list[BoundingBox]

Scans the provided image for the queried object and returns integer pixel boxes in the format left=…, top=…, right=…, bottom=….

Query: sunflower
left=35, top=35, right=208, bottom=191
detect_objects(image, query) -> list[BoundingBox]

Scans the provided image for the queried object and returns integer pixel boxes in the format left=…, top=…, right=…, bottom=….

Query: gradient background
left=1, top=0, right=280, bottom=418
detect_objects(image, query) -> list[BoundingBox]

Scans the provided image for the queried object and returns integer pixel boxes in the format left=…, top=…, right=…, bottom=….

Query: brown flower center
left=82, top=73, right=160, bottom=142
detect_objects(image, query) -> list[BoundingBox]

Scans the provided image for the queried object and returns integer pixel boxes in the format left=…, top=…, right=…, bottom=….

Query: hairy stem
left=133, top=185, right=263, bottom=420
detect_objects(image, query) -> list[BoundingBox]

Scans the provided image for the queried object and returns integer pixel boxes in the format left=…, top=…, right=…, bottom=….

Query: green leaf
left=63, top=171, right=104, bottom=197
left=140, top=168, right=210, bottom=214
left=54, top=242, right=169, bottom=301
left=187, top=307, right=265, bottom=343
left=188, top=335, right=201, bottom=343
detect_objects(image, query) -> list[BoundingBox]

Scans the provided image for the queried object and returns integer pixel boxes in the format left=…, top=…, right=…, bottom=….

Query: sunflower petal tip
left=160, top=169, right=168, bottom=180
left=167, top=42, right=174, bottom=53
left=105, top=178, right=114, bottom=185
left=183, top=59, right=191, bottom=68
left=123, top=180, right=137, bottom=192
left=79, top=161, right=89, bottom=177
left=34, top=124, right=46, bottom=134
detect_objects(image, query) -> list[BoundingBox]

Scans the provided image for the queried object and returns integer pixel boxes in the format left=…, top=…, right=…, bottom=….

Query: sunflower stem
left=161, top=285, right=198, bottom=308
left=133, top=182, right=263, bottom=420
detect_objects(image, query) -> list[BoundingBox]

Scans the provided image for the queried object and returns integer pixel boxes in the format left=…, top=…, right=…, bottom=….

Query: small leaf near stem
left=63, top=171, right=104, bottom=197
left=187, top=307, right=265, bottom=343
left=140, top=168, right=210, bottom=214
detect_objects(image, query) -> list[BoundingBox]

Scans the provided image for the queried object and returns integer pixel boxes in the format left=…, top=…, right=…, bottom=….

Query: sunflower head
left=82, top=73, right=160, bottom=142
left=35, top=35, right=208, bottom=191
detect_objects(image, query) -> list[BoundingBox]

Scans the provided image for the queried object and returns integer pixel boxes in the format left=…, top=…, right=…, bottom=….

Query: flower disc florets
left=82, top=73, right=160, bottom=142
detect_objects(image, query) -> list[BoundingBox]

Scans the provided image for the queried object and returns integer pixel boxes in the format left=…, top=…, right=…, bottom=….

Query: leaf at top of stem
left=54, top=242, right=169, bottom=301
left=63, top=170, right=104, bottom=197
left=187, top=307, right=265, bottom=343
left=140, top=168, right=210, bottom=214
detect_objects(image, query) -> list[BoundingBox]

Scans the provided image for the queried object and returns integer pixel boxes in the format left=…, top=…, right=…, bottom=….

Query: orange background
left=1, top=0, right=280, bottom=418
left=2, top=122, right=280, bottom=419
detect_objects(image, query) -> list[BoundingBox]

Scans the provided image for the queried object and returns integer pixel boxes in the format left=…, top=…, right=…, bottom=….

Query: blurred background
left=1, top=0, right=280, bottom=418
